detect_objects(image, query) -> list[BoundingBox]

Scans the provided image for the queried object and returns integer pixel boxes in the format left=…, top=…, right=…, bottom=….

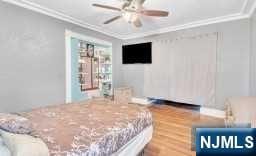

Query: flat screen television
left=122, top=42, right=152, bottom=64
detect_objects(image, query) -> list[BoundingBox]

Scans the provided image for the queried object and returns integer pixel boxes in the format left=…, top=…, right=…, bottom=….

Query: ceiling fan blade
left=92, top=4, right=121, bottom=11
left=140, top=10, right=169, bottom=17
left=133, top=18, right=142, bottom=28
left=103, top=16, right=122, bottom=24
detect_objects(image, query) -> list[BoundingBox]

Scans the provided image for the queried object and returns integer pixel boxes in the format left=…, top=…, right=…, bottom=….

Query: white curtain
left=144, top=33, right=217, bottom=106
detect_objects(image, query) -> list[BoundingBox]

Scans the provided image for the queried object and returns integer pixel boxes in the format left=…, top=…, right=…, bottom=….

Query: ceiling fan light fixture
left=92, top=1, right=169, bottom=27
left=123, top=12, right=138, bottom=23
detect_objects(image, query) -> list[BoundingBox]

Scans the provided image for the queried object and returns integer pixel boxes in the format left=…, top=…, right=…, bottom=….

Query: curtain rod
left=154, top=32, right=218, bottom=43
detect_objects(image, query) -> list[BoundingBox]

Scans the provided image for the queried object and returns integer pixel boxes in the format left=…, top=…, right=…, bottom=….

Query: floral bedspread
left=21, top=99, right=153, bottom=156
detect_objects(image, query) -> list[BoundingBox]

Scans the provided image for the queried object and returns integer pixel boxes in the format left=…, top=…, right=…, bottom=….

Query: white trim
left=65, top=30, right=112, bottom=103
left=65, top=30, right=113, bottom=47
left=240, top=0, right=249, bottom=14
left=3, top=0, right=256, bottom=40
left=2, top=0, right=123, bottom=39
left=131, top=97, right=152, bottom=106
left=65, top=31, right=72, bottom=103
left=200, top=107, right=225, bottom=118
left=123, top=13, right=248, bottom=39
left=248, top=0, right=256, bottom=17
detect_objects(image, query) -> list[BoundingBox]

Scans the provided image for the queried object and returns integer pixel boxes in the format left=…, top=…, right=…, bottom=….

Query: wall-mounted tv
left=122, top=42, right=152, bottom=64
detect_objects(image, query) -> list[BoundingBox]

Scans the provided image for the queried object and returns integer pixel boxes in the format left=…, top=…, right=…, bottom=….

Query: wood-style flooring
left=144, top=104, right=223, bottom=156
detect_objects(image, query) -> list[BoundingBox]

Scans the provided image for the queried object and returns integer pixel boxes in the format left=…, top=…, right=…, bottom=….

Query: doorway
left=65, top=30, right=113, bottom=103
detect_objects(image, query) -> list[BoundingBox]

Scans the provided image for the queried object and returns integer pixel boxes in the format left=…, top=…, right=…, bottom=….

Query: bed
left=0, top=98, right=153, bottom=156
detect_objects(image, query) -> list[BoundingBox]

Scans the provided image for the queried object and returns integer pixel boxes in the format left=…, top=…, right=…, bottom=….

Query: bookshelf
left=98, top=49, right=113, bottom=96
left=78, top=41, right=112, bottom=96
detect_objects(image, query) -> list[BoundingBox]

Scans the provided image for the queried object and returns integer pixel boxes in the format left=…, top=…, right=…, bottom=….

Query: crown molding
left=123, top=0, right=256, bottom=40
left=122, top=13, right=248, bottom=40
left=2, top=0, right=256, bottom=40
left=248, top=0, right=256, bottom=17
left=2, top=0, right=124, bottom=39
left=240, top=0, right=256, bottom=16
left=241, top=0, right=250, bottom=14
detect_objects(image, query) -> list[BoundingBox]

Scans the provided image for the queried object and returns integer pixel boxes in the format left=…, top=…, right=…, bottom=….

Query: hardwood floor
left=144, top=104, right=223, bottom=156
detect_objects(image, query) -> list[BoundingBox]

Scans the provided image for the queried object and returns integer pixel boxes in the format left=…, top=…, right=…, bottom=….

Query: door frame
left=65, top=30, right=112, bottom=103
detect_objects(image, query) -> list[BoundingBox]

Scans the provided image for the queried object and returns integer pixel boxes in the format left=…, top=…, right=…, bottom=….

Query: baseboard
left=132, top=98, right=152, bottom=106
left=200, top=107, right=225, bottom=118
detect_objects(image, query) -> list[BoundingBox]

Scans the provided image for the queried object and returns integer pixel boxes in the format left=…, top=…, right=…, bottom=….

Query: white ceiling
left=3, top=0, right=256, bottom=39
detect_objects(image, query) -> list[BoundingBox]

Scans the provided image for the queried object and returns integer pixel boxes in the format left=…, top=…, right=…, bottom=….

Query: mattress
left=0, top=126, right=153, bottom=156
left=114, top=125, right=153, bottom=156
left=20, top=99, right=153, bottom=156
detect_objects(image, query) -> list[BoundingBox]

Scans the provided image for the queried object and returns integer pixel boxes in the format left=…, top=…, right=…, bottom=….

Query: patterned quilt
left=21, top=99, right=153, bottom=156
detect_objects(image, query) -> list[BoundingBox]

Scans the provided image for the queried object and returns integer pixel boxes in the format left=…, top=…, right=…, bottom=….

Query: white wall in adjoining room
left=121, top=19, right=251, bottom=110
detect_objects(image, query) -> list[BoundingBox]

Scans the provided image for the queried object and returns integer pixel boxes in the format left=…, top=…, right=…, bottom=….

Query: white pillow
left=0, top=137, right=11, bottom=156
left=0, top=144, right=11, bottom=156
left=0, top=130, right=49, bottom=156
left=0, top=137, right=3, bottom=145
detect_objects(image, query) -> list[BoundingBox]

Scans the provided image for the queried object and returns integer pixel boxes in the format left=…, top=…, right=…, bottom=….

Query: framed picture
left=86, top=44, right=94, bottom=57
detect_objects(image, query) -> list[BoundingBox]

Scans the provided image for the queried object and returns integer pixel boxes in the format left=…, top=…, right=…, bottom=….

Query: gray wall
left=250, top=11, right=256, bottom=96
left=0, top=1, right=123, bottom=112
left=122, top=19, right=251, bottom=110
left=0, top=1, right=253, bottom=112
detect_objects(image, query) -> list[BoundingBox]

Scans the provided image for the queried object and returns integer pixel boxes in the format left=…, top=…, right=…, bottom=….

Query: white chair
left=226, top=97, right=256, bottom=127
left=113, top=87, right=133, bottom=104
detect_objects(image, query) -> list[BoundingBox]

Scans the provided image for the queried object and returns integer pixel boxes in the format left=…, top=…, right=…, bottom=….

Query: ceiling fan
left=92, top=0, right=169, bottom=28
